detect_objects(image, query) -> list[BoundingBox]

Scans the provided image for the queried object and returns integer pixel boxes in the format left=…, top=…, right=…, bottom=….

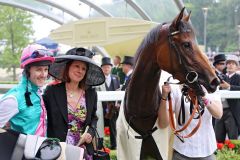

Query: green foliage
left=104, top=134, right=117, bottom=159
left=0, top=6, right=33, bottom=80
left=216, top=140, right=240, bottom=160
left=217, top=150, right=240, bottom=160
left=183, top=0, right=240, bottom=52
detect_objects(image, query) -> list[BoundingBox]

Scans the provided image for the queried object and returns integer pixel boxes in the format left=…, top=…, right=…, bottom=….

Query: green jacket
left=111, top=66, right=125, bottom=84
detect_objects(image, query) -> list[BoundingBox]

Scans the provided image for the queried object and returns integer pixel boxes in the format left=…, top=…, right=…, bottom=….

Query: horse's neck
left=126, top=53, right=161, bottom=118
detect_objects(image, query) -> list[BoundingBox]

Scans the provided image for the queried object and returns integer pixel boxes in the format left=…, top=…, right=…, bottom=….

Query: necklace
left=66, top=84, right=78, bottom=98
left=68, top=91, right=74, bottom=98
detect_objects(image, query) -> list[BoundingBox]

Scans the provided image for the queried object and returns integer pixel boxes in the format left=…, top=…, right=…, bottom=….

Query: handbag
left=93, top=150, right=110, bottom=160
left=91, top=127, right=110, bottom=160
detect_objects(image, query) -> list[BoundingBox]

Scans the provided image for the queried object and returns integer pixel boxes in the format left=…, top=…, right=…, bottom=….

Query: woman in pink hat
left=0, top=44, right=54, bottom=136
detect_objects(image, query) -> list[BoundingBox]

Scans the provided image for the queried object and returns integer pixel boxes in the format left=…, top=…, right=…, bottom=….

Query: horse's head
left=157, top=8, right=220, bottom=93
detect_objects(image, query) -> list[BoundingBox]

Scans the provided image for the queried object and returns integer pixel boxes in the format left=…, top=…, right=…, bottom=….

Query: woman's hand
left=162, top=83, right=171, bottom=99
left=81, top=133, right=93, bottom=144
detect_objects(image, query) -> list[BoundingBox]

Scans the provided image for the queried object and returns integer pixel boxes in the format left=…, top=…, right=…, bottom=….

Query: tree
left=207, top=0, right=240, bottom=51
left=183, top=0, right=240, bottom=52
left=0, top=6, right=33, bottom=81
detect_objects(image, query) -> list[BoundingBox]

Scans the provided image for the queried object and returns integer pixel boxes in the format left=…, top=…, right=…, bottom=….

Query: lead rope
left=168, top=93, right=202, bottom=143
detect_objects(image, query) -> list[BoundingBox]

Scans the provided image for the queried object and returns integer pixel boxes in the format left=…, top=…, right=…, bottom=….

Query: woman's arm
left=158, top=84, right=171, bottom=129
left=86, top=89, right=98, bottom=140
left=90, top=90, right=98, bottom=128
left=0, top=96, right=18, bottom=128
left=202, top=95, right=223, bottom=119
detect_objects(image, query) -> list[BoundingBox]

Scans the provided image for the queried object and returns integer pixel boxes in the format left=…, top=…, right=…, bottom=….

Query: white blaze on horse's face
left=167, top=8, right=219, bottom=93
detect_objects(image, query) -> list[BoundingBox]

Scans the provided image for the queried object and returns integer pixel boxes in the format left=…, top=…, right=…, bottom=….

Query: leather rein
left=167, top=86, right=202, bottom=143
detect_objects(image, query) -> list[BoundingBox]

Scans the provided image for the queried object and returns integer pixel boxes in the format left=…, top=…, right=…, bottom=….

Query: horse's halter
left=167, top=21, right=206, bottom=96
left=167, top=22, right=192, bottom=81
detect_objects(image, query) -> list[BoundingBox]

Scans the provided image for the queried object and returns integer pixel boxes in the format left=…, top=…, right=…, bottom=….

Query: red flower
left=217, top=143, right=224, bottom=150
left=224, top=140, right=231, bottom=145
left=103, top=147, right=111, bottom=154
left=104, top=127, right=110, bottom=136
left=228, top=143, right=235, bottom=149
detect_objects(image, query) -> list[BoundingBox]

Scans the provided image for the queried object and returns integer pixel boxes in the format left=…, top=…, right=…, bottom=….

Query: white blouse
left=170, top=85, right=220, bottom=157
left=0, top=95, right=19, bottom=127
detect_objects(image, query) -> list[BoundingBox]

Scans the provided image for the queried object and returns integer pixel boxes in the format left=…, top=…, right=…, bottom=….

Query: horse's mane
left=134, top=24, right=164, bottom=65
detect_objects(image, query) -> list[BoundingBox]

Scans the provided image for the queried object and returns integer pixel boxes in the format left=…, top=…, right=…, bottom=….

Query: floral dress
left=66, top=92, right=93, bottom=160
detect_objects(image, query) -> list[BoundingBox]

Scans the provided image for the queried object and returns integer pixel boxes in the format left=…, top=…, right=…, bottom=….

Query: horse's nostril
left=209, top=78, right=220, bottom=91
left=212, top=78, right=220, bottom=86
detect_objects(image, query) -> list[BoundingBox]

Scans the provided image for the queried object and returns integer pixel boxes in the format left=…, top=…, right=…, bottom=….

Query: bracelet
left=203, top=98, right=211, bottom=106
left=161, top=97, right=167, bottom=101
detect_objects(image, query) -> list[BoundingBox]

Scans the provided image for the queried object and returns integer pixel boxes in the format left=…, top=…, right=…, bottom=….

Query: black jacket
left=223, top=73, right=240, bottom=128
left=43, top=82, right=98, bottom=142
left=121, top=73, right=132, bottom=91
left=106, top=75, right=120, bottom=91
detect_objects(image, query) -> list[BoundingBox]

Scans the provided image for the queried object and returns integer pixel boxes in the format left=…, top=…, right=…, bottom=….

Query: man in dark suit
left=213, top=54, right=227, bottom=80
left=121, top=56, right=134, bottom=91
left=100, top=57, right=120, bottom=150
left=212, top=54, right=227, bottom=126
left=215, top=55, right=240, bottom=142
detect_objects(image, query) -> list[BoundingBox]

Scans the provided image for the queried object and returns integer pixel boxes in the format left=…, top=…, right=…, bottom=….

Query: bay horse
left=117, top=8, right=220, bottom=160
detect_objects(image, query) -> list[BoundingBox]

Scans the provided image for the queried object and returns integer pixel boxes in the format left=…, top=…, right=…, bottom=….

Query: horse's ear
left=183, top=11, right=191, bottom=22
left=172, top=7, right=185, bottom=30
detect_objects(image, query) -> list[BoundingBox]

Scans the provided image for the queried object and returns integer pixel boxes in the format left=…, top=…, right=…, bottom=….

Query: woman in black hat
left=43, top=47, right=105, bottom=160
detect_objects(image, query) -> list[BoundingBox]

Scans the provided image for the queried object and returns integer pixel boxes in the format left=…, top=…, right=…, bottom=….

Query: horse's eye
left=182, top=42, right=191, bottom=49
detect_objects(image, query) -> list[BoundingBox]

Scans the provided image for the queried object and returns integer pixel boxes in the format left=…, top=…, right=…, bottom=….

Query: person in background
left=212, top=53, right=226, bottom=127
left=121, top=56, right=134, bottom=91
left=111, top=56, right=125, bottom=85
left=43, top=47, right=105, bottom=160
left=0, top=44, right=54, bottom=136
left=213, top=53, right=227, bottom=80
left=96, top=57, right=120, bottom=150
left=158, top=83, right=222, bottom=160
left=215, top=54, right=240, bottom=143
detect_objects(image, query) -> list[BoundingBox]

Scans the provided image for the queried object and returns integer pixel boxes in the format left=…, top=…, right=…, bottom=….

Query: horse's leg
left=140, top=136, right=162, bottom=160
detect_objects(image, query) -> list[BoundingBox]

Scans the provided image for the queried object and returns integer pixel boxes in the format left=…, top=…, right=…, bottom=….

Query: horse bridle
left=167, top=22, right=192, bottom=81
left=166, top=23, right=206, bottom=142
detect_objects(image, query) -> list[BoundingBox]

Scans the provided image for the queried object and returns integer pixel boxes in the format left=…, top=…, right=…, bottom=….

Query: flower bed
left=103, top=127, right=117, bottom=159
left=216, top=140, right=240, bottom=160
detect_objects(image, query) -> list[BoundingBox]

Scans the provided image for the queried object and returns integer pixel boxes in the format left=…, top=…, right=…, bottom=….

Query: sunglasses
left=21, top=49, right=52, bottom=63
left=217, top=63, right=225, bottom=65
left=68, top=48, right=95, bottom=58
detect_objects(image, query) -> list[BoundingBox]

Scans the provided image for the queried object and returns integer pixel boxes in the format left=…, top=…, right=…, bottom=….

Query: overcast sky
left=32, top=15, right=60, bottom=40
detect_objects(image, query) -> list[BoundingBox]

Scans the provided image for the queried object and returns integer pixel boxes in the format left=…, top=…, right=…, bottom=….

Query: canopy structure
left=49, top=17, right=158, bottom=57
left=0, top=0, right=186, bottom=57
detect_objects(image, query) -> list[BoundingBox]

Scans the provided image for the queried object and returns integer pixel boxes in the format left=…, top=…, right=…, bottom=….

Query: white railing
left=96, top=90, right=240, bottom=102
left=1, top=89, right=240, bottom=101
